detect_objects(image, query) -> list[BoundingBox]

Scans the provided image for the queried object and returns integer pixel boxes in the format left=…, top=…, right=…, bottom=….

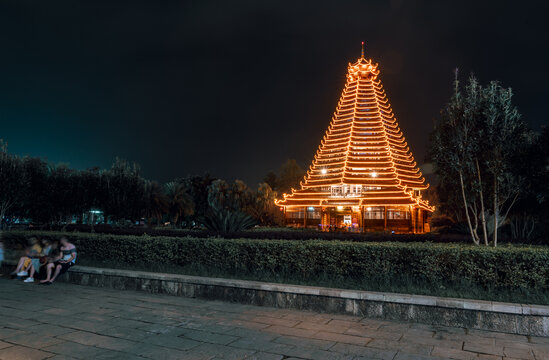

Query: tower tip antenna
left=361, top=41, right=365, bottom=58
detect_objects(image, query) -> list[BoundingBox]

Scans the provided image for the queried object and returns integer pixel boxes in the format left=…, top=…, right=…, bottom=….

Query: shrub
left=3, top=230, right=549, bottom=291
left=22, top=224, right=475, bottom=243
left=200, top=208, right=256, bottom=233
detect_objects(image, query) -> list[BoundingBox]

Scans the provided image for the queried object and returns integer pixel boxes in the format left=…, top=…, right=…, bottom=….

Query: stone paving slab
left=0, top=277, right=548, bottom=360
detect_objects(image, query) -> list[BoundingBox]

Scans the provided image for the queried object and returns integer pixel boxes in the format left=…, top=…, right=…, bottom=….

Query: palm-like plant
left=201, top=207, right=256, bottom=233
left=201, top=179, right=256, bottom=233
left=245, top=183, right=283, bottom=226
left=165, top=182, right=194, bottom=227
left=143, top=181, right=169, bottom=225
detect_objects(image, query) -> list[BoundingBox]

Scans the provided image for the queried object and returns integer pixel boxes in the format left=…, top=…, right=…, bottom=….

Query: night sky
left=1, top=1, right=547, bottom=186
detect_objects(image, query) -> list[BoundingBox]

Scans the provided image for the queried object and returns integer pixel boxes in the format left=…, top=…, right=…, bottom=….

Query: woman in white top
left=39, top=237, right=76, bottom=285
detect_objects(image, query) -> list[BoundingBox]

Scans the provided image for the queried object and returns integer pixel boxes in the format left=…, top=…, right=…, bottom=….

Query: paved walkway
left=0, top=278, right=548, bottom=360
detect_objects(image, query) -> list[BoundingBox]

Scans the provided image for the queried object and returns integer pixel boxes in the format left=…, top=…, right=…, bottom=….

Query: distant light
left=321, top=169, right=327, bottom=174
left=367, top=207, right=372, bottom=211
left=307, top=206, right=315, bottom=211
left=337, top=206, right=344, bottom=210
left=371, top=172, right=377, bottom=178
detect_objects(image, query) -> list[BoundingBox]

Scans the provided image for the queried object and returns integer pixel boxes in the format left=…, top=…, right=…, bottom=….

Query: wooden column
left=419, top=209, right=423, bottom=233
left=320, top=208, right=324, bottom=231
left=416, top=208, right=419, bottom=233
left=411, top=207, right=416, bottom=234
left=414, top=208, right=417, bottom=233
left=409, top=207, right=413, bottom=233
left=360, top=207, right=365, bottom=232
left=303, top=206, right=307, bottom=228
left=417, top=209, right=421, bottom=233
left=384, top=206, right=387, bottom=231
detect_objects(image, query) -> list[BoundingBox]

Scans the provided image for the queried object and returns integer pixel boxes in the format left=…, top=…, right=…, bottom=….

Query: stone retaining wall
left=56, top=266, right=549, bottom=337
left=2, top=262, right=548, bottom=336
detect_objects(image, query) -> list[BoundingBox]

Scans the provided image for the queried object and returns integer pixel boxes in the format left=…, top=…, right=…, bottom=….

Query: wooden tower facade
left=275, top=46, right=434, bottom=233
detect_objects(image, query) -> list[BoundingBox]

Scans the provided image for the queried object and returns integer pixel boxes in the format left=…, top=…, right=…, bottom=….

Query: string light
left=275, top=45, right=434, bottom=232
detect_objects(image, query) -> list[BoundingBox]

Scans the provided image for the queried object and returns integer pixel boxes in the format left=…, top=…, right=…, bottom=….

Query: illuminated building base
left=284, top=206, right=430, bottom=233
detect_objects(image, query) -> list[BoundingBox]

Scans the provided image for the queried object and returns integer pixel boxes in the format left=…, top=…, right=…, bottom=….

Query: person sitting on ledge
left=24, top=238, right=55, bottom=283
left=39, top=237, right=77, bottom=285
left=11, top=237, right=42, bottom=278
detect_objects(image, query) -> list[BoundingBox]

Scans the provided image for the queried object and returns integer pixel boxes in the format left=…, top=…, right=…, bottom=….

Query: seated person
left=12, top=237, right=42, bottom=277
left=40, top=237, right=76, bottom=285
left=24, top=238, right=55, bottom=283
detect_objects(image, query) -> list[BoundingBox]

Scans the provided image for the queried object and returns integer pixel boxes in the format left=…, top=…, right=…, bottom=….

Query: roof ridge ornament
left=361, top=41, right=365, bottom=58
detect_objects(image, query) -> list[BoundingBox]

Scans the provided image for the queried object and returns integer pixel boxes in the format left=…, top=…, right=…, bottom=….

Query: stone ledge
left=69, top=265, right=549, bottom=317
left=3, top=261, right=548, bottom=336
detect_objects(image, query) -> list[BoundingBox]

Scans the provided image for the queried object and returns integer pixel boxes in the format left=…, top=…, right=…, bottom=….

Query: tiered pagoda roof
left=276, top=49, right=434, bottom=212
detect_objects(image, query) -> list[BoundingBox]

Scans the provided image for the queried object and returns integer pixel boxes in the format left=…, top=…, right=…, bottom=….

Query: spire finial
left=361, top=41, right=364, bottom=58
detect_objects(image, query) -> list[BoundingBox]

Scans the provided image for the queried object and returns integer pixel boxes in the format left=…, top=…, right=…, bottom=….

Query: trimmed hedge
left=22, top=224, right=470, bottom=243
left=3, top=230, right=549, bottom=290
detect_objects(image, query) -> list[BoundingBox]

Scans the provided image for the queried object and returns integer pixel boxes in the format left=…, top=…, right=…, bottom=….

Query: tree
left=481, top=81, right=526, bottom=246
left=273, top=159, right=305, bottom=195
left=48, top=164, right=77, bottom=225
left=231, top=180, right=254, bottom=211
left=104, top=158, right=146, bottom=224
left=79, top=167, right=107, bottom=216
left=165, top=181, right=194, bottom=227
left=430, top=73, right=484, bottom=245
left=263, top=171, right=278, bottom=191
left=202, top=179, right=256, bottom=232
left=430, top=73, right=530, bottom=246
left=525, top=126, right=549, bottom=206
left=20, top=157, right=50, bottom=223
left=509, top=126, right=549, bottom=241
left=207, top=179, right=233, bottom=211
left=244, top=182, right=284, bottom=226
left=143, top=181, right=169, bottom=225
left=0, top=140, right=25, bottom=229
left=177, top=174, right=215, bottom=224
